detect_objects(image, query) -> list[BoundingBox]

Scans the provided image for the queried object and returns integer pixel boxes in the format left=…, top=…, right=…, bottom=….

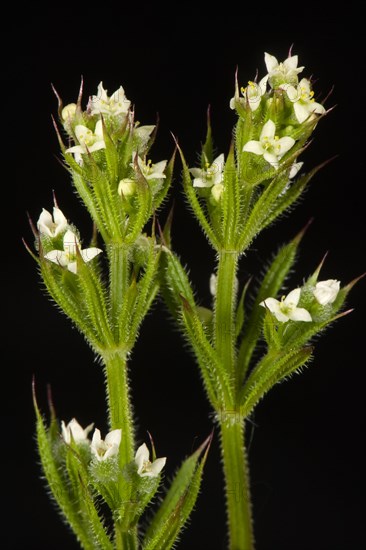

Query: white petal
left=285, top=85, right=299, bottom=102
left=284, top=55, right=299, bottom=70
left=284, top=288, right=301, bottom=306
left=277, top=136, right=295, bottom=156
left=294, top=102, right=312, bottom=123
left=193, top=177, right=212, bottom=188
left=153, top=160, right=167, bottom=174
left=289, top=307, right=312, bottom=322
left=67, top=261, right=78, bottom=274
left=37, top=209, right=53, bottom=236
left=80, top=247, right=102, bottom=263
left=61, top=421, right=70, bottom=444
left=229, top=97, right=236, bottom=109
left=53, top=207, right=68, bottom=236
left=189, top=168, right=203, bottom=178
left=74, top=124, right=91, bottom=142
left=91, top=428, right=102, bottom=445
left=243, top=140, right=264, bottom=155
left=264, top=52, right=278, bottom=73
left=260, top=297, right=281, bottom=314
left=261, top=119, right=276, bottom=140
left=258, top=75, right=269, bottom=94
left=149, top=457, right=167, bottom=477
left=135, top=443, right=150, bottom=473
left=94, top=120, right=104, bottom=138
left=263, top=152, right=280, bottom=168
left=44, top=250, right=68, bottom=267
left=65, top=145, right=85, bottom=155
left=63, top=230, right=80, bottom=250
left=311, top=101, right=326, bottom=116
left=105, top=429, right=122, bottom=448
left=88, top=141, right=106, bottom=153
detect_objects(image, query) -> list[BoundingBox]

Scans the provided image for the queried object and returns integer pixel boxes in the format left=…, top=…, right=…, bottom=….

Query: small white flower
left=260, top=288, right=312, bottom=323
left=313, top=279, right=340, bottom=305
left=264, top=52, right=304, bottom=87
left=135, top=443, right=166, bottom=478
left=133, top=155, right=167, bottom=181
left=61, top=418, right=94, bottom=445
left=37, top=207, right=68, bottom=238
left=230, top=77, right=268, bottom=112
left=66, top=120, right=106, bottom=155
left=61, top=103, right=77, bottom=122
left=285, top=78, right=326, bottom=123
left=91, top=428, right=122, bottom=461
left=190, top=154, right=225, bottom=189
left=243, top=120, right=295, bottom=169
left=44, top=229, right=102, bottom=274
left=88, top=82, right=131, bottom=118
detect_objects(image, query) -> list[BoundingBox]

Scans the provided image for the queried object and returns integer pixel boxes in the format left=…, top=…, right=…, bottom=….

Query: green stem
left=109, top=243, right=129, bottom=340
left=103, top=351, right=134, bottom=461
left=220, top=420, right=254, bottom=550
left=214, top=249, right=239, bottom=377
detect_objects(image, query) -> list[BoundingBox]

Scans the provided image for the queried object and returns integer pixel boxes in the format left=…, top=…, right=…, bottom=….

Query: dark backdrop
left=3, top=6, right=365, bottom=550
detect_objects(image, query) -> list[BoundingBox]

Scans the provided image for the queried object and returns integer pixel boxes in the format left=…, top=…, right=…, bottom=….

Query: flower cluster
left=61, top=419, right=166, bottom=477
left=260, top=279, right=340, bottom=323
left=37, top=206, right=102, bottom=274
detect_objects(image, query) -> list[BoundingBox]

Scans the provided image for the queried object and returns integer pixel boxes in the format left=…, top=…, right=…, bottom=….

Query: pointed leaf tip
left=293, top=217, right=313, bottom=244
left=344, top=272, right=366, bottom=292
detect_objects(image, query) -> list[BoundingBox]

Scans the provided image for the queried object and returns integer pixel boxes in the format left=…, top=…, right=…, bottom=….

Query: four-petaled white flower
left=133, top=155, right=167, bottom=181
left=61, top=418, right=94, bottom=445
left=89, top=82, right=131, bottom=118
left=264, top=52, right=304, bottom=87
left=230, top=77, right=268, bottom=112
left=260, top=288, right=312, bottom=323
left=91, top=428, right=122, bottom=461
left=44, top=229, right=102, bottom=274
left=313, top=279, right=340, bottom=305
left=66, top=120, right=106, bottom=155
left=243, top=120, right=295, bottom=169
left=285, top=78, right=326, bottom=123
left=37, top=207, right=68, bottom=237
left=190, top=154, right=225, bottom=189
left=135, top=443, right=166, bottom=478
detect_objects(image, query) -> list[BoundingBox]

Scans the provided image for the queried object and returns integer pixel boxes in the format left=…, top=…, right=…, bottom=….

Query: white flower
left=243, top=120, right=295, bottom=169
left=230, top=77, right=268, bottom=111
left=209, top=274, right=217, bottom=296
left=260, top=288, right=312, bottom=323
left=44, top=229, right=102, bottom=274
left=66, top=120, right=106, bottom=155
left=264, top=52, right=304, bottom=87
left=37, top=207, right=68, bottom=237
left=88, top=82, right=131, bottom=118
left=133, top=155, right=167, bottom=181
left=313, top=279, right=340, bottom=305
left=190, top=154, right=225, bottom=189
left=285, top=78, right=326, bottom=123
left=135, top=443, right=166, bottom=478
left=61, top=418, right=94, bottom=445
left=91, top=428, right=122, bottom=461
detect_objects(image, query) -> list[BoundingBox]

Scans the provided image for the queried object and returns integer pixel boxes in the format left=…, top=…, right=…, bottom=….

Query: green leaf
left=181, top=296, right=232, bottom=407
left=240, top=346, right=314, bottom=416
left=153, top=148, right=176, bottom=211
left=237, top=224, right=307, bottom=383
left=202, top=106, right=213, bottom=165
left=40, top=259, right=103, bottom=352
left=222, top=143, right=240, bottom=247
left=235, top=278, right=251, bottom=340
left=33, top=387, right=102, bottom=550
left=159, top=248, right=196, bottom=320
left=142, top=434, right=212, bottom=550
left=177, top=141, right=221, bottom=250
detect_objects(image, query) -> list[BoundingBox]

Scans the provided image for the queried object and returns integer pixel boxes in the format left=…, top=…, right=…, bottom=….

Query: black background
left=3, top=5, right=365, bottom=550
